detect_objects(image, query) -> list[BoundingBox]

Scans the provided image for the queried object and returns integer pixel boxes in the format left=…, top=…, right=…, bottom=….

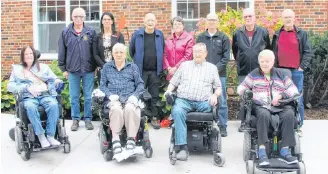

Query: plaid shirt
left=100, top=61, right=144, bottom=103
left=170, top=60, right=221, bottom=101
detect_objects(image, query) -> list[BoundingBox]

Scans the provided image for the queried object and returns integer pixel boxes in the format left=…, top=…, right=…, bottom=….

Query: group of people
left=7, top=6, right=311, bottom=165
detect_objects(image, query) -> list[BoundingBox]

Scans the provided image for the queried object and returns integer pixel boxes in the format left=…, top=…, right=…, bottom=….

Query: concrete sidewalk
left=1, top=114, right=327, bottom=174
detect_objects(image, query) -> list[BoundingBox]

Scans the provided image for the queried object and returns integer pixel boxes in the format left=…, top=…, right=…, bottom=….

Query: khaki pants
left=109, top=103, right=141, bottom=141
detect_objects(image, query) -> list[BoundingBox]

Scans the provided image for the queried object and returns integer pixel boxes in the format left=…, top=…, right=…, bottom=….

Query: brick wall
left=1, top=0, right=33, bottom=77
left=255, top=0, right=328, bottom=33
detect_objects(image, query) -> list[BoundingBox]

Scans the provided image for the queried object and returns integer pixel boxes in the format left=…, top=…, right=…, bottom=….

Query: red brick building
left=1, top=0, right=328, bottom=76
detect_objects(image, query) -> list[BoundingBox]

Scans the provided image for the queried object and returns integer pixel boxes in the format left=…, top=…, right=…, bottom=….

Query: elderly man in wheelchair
left=164, top=43, right=225, bottom=166
left=238, top=50, right=305, bottom=174
left=97, top=43, right=153, bottom=161
left=7, top=46, right=70, bottom=161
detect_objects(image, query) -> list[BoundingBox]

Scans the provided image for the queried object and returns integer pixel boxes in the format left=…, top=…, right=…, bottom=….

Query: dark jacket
left=232, top=25, right=271, bottom=76
left=272, top=25, right=313, bottom=70
left=197, top=30, right=230, bottom=77
left=129, top=28, right=165, bottom=76
left=92, top=32, right=125, bottom=68
left=58, top=23, right=96, bottom=73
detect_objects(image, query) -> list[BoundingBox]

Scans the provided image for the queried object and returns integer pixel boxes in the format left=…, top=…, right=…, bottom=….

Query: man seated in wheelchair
left=237, top=50, right=300, bottom=166
left=7, top=46, right=63, bottom=148
left=99, top=43, right=145, bottom=154
left=164, top=43, right=222, bottom=160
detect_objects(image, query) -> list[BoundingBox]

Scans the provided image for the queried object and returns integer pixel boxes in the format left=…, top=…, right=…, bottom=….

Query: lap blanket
left=113, top=146, right=144, bottom=162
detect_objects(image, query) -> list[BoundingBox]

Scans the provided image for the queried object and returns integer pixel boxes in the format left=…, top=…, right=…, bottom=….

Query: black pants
left=254, top=105, right=296, bottom=148
left=142, top=70, right=160, bottom=119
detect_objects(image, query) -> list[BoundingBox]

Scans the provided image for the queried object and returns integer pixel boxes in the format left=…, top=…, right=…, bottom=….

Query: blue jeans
left=217, top=77, right=228, bottom=128
left=23, top=96, right=59, bottom=136
left=171, top=98, right=212, bottom=145
left=291, top=70, right=304, bottom=126
left=68, top=72, right=94, bottom=121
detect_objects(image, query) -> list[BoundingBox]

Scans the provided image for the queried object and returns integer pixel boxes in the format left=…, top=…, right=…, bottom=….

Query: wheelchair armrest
left=278, top=92, right=303, bottom=105
left=140, top=91, right=152, bottom=101
left=56, top=95, right=62, bottom=105
left=242, top=89, right=253, bottom=101
left=212, top=105, right=218, bottom=121
left=165, top=92, right=177, bottom=105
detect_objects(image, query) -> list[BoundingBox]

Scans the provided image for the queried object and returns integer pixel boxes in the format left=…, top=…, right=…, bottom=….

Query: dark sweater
left=143, top=32, right=157, bottom=71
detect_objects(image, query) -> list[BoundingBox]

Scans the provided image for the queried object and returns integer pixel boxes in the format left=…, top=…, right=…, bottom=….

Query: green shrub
left=1, top=79, right=16, bottom=112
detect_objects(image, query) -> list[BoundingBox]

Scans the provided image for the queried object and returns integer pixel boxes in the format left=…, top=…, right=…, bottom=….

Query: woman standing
left=163, top=16, right=194, bottom=80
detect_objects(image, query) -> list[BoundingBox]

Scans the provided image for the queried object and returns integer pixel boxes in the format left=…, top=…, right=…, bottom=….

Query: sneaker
left=219, top=126, right=228, bottom=137
left=47, top=136, right=61, bottom=146
left=258, top=148, right=270, bottom=166
left=238, top=122, right=246, bottom=132
left=126, top=138, right=136, bottom=150
left=85, top=120, right=94, bottom=130
left=112, top=140, right=122, bottom=154
left=176, top=145, right=189, bottom=161
left=71, top=120, right=79, bottom=131
left=37, top=134, right=50, bottom=148
left=279, top=148, right=298, bottom=164
left=151, top=117, right=161, bottom=130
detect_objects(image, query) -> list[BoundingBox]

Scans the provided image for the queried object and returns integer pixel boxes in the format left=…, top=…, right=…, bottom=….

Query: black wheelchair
left=165, top=93, right=225, bottom=166
left=92, top=91, right=153, bottom=161
left=241, top=69, right=305, bottom=174
left=10, top=83, right=71, bottom=161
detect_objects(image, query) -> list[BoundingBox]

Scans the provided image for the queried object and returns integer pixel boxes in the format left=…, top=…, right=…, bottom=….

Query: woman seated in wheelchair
left=164, top=43, right=222, bottom=160
left=7, top=46, right=63, bottom=148
left=237, top=50, right=299, bottom=166
left=99, top=43, right=145, bottom=154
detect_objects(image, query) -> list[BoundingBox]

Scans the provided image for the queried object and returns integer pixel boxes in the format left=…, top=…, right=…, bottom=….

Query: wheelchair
left=10, top=83, right=71, bottom=161
left=92, top=91, right=153, bottom=161
left=165, top=93, right=225, bottom=166
left=241, top=69, right=305, bottom=174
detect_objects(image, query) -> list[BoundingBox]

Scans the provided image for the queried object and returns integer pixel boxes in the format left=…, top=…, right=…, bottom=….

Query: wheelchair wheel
left=294, top=132, right=301, bottom=155
left=99, top=125, right=108, bottom=154
left=9, top=127, right=15, bottom=141
left=145, top=147, right=153, bottom=158
left=14, top=126, right=23, bottom=154
left=297, top=162, right=306, bottom=174
left=103, top=150, right=113, bottom=161
left=21, top=149, right=31, bottom=161
left=64, top=143, right=71, bottom=153
left=213, top=152, right=225, bottom=167
left=169, top=142, right=176, bottom=165
left=211, top=127, right=221, bottom=153
left=243, top=131, right=251, bottom=161
left=246, top=160, right=255, bottom=174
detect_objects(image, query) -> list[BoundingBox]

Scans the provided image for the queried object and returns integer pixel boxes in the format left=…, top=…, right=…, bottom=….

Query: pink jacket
left=163, top=30, right=194, bottom=80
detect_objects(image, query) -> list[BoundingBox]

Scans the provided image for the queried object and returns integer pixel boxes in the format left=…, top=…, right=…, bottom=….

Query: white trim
left=172, top=0, right=177, bottom=18
left=39, top=53, right=58, bottom=60
left=32, top=0, right=38, bottom=50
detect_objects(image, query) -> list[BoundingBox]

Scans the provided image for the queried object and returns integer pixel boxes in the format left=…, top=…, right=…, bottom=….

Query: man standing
left=196, top=13, right=230, bottom=137
left=58, top=8, right=96, bottom=131
left=129, top=13, right=165, bottom=129
left=272, top=9, right=312, bottom=131
left=232, top=8, right=271, bottom=132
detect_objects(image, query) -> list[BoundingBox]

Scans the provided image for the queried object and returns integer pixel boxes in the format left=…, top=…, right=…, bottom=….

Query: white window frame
left=172, top=0, right=254, bottom=23
left=32, top=0, right=102, bottom=60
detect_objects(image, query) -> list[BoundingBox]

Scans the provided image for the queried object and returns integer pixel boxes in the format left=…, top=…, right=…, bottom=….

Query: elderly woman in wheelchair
left=164, top=43, right=225, bottom=166
left=98, top=43, right=153, bottom=160
left=7, top=46, right=69, bottom=160
left=238, top=50, right=305, bottom=174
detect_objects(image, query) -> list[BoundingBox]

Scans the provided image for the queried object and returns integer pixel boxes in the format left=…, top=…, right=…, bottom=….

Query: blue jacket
left=58, top=23, right=96, bottom=73
left=7, top=64, right=59, bottom=99
left=129, top=28, right=165, bottom=75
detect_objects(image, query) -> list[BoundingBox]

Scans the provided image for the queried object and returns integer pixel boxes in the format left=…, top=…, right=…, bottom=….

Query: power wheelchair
left=165, top=93, right=225, bottom=166
left=241, top=69, right=305, bottom=174
left=92, top=91, right=153, bottom=161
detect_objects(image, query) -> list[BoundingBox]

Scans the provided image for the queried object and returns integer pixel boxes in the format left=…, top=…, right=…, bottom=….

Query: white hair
left=112, top=43, right=127, bottom=52
left=258, top=49, right=275, bottom=62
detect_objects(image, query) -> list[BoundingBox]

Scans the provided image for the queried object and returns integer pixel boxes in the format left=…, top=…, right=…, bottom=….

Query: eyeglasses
left=243, top=15, right=253, bottom=19
left=103, top=18, right=112, bottom=21
left=73, top=16, right=85, bottom=19
left=207, top=19, right=217, bottom=22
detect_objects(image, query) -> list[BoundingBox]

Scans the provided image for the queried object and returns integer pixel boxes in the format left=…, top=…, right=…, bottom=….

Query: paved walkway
left=1, top=114, right=327, bottom=174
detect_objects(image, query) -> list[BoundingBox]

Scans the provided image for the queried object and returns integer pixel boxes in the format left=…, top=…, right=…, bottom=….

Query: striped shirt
left=237, top=68, right=299, bottom=106
left=170, top=60, right=221, bottom=101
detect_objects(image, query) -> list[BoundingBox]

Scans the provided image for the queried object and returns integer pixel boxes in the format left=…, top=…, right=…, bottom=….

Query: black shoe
left=85, top=120, right=94, bottom=130
left=151, top=118, right=160, bottom=129
left=238, top=122, right=246, bottom=132
left=259, top=155, right=270, bottom=166
left=219, top=126, right=227, bottom=137
left=279, top=154, right=298, bottom=164
left=71, top=120, right=79, bottom=131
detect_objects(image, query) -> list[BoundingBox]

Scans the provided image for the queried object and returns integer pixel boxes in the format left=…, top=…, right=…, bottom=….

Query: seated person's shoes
left=112, top=140, right=123, bottom=154
left=151, top=117, right=161, bottom=130
left=279, top=147, right=298, bottom=164
left=47, top=136, right=61, bottom=146
left=258, top=148, right=270, bottom=166
left=176, top=145, right=189, bottom=161
left=238, top=122, right=246, bottom=132
left=38, top=134, right=50, bottom=148
left=126, top=138, right=136, bottom=150
left=219, top=126, right=228, bottom=137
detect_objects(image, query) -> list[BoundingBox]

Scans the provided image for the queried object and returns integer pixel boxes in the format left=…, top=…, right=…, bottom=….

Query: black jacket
left=58, top=23, right=96, bottom=73
left=196, top=30, right=230, bottom=77
left=92, top=32, right=125, bottom=68
left=272, top=26, right=313, bottom=70
left=232, top=25, right=271, bottom=76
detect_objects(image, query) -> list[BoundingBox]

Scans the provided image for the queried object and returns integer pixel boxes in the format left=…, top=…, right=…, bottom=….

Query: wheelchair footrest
left=33, top=144, right=64, bottom=152
left=257, top=158, right=299, bottom=170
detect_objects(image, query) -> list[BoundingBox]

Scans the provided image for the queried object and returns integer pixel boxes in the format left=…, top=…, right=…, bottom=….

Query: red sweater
left=278, top=28, right=300, bottom=69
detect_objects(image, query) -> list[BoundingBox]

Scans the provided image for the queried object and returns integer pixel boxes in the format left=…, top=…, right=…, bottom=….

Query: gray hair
left=258, top=49, right=275, bottom=62
left=171, top=16, right=184, bottom=26
left=112, top=43, right=127, bottom=53
left=193, top=43, right=207, bottom=52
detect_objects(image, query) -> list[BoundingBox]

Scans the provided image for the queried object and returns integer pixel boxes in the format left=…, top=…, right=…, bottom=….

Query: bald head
left=72, top=8, right=85, bottom=26
left=243, top=8, right=256, bottom=27
left=281, top=9, right=295, bottom=30
left=144, top=13, right=157, bottom=33
left=282, top=9, right=295, bottom=17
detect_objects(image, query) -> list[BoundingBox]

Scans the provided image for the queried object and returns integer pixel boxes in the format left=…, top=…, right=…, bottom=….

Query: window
left=172, top=0, right=254, bottom=32
left=33, top=0, right=101, bottom=59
